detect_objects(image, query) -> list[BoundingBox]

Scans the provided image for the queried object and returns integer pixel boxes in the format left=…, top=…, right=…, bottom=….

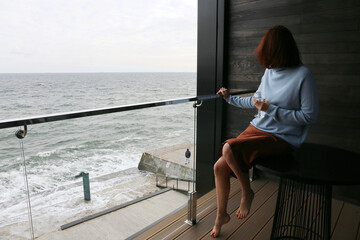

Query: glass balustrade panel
left=0, top=128, right=35, bottom=240
left=0, top=102, right=195, bottom=239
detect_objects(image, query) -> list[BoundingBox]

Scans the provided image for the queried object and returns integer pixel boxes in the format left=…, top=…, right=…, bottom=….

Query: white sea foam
left=0, top=72, right=196, bottom=239
left=36, top=150, right=57, bottom=158
left=0, top=168, right=162, bottom=239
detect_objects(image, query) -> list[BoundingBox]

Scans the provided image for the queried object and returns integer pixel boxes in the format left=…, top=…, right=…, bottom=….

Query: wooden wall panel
left=223, top=0, right=360, bottom=155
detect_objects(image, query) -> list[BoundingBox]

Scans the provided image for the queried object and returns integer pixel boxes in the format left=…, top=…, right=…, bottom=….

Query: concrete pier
left=138, top=142, right=195, bottom=181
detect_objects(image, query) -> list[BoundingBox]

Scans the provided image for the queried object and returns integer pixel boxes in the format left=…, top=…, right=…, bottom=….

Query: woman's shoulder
left=283, top=65, right=314, bottom=81
left=295, top=65, right=317, bottom=88
left=296, top=65, right=312, bottom=76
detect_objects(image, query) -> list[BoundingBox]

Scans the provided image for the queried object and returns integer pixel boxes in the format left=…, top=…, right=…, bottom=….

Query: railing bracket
left=193, top=100, right=203, bottom=108
left=15, top=124, right=27, bottom=139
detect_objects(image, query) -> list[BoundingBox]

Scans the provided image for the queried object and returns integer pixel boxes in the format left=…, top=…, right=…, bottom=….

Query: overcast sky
left=0, top=0, right=197, bottom=73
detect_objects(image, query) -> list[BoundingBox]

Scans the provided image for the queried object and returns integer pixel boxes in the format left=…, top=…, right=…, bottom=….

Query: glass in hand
left=254, top=91, right=264, bottom=118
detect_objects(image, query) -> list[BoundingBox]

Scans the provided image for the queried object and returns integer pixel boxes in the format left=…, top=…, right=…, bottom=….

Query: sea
left=0, top=72, right=196, bottom=239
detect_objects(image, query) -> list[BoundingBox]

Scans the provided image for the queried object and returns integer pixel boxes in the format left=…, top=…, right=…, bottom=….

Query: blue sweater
left=226, top=65, right=319, bottom=148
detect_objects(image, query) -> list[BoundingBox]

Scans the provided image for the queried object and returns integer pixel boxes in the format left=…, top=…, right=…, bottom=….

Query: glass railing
left=0, top=90, right=254, bottom=240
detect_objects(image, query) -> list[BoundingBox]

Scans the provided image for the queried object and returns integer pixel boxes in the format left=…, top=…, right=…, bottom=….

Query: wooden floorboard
left=331, top=199, right=344, bottom=236
left=182, top=179, right=270, bottom=240
left=331, top=202, right=360, bottom=240
left=159, top=178, right=245, bottom=240
left=227, top=189, right=278, bottom=240
left=132, top=178, right=239, bottom=240
left=131, top=179, right=360, bottom=240
left=200, top=181, right=276, bottom=240
left=252, top=216, right=274, bottom=240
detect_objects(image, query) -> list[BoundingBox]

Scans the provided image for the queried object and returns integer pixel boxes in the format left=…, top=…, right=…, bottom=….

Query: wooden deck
left=131, top=178, right=360, bottom=240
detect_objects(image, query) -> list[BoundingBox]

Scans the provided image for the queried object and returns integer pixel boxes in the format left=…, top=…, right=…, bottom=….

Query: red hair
left=256, top=25, right=302, bottom=68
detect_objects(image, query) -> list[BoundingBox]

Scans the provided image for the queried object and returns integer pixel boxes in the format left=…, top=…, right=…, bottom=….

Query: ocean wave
left=0, top=72, right=196, bottom=237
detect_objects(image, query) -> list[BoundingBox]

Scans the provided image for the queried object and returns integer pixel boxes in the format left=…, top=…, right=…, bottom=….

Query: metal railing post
left=185, top=100, right=202, bottom=226
left=185, top=191, right=197, bottom=226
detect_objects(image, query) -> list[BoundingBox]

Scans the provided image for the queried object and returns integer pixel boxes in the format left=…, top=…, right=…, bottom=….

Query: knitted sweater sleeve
left=225, top=95, right=255, bottom=109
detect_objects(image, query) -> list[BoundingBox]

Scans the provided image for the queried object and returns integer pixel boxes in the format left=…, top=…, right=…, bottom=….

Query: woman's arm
left=227, top=95, right=255, bottom=109
left=217, top=87, right=256, bottom=109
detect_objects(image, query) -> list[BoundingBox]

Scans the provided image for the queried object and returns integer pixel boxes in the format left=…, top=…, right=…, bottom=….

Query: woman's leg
left=210, top=156, right=232, bottom=238
left=210, top=143, right=255, bottom=237
left=222, top=143, right=254, bottom=219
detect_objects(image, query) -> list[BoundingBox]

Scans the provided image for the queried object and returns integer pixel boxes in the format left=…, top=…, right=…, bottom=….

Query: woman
left=210, top=25, right=318, bottom=238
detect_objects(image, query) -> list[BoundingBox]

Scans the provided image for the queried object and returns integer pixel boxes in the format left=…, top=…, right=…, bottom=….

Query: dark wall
left=223, top=0, right=360, bottom=152
left=223, top=0, right=360, bottom=204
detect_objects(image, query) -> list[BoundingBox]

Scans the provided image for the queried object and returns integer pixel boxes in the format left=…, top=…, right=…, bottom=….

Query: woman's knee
left=214, top=158, right=230, bottom=176
left=214, top=160, right=221, bottom=175
left=222, top=143, right=233, bottom=157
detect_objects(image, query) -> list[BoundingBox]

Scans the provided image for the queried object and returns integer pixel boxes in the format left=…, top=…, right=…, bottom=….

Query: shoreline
left=0, top=167, right=162, bottom=240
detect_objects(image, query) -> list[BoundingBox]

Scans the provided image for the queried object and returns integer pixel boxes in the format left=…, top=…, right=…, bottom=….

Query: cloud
left=10, top=47, right=33, bottom=57
left=0, top=0, right=197, bottom=73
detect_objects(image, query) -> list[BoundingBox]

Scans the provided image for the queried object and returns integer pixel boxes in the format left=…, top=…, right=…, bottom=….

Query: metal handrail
left=0, top=90, right=255, bottom=129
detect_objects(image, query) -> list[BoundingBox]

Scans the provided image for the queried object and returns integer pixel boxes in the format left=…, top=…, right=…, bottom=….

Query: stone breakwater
left=138, top=143, right=195, bottom=181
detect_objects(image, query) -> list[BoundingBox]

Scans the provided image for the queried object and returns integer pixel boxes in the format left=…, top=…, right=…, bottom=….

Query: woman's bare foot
left=236, top=189, right=254, bottom=219
left=210, top=213, right=231, bottom=238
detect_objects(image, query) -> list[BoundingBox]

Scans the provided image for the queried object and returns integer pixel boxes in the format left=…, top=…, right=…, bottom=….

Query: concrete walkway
left=37, top=189, right=188, bottom=240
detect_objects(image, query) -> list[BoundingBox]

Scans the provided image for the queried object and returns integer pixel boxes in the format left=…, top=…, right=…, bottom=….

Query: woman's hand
left=217, top=87, right=229, bottom=100
left=252, top=98, right=271, bottom=112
